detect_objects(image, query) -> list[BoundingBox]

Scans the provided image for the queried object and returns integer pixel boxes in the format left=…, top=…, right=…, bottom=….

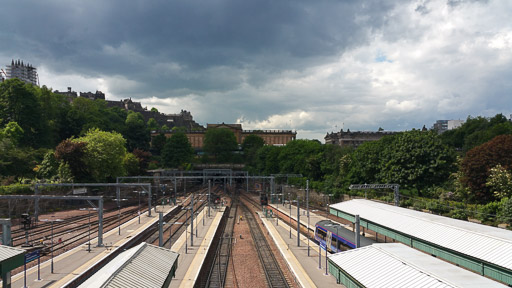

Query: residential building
left=432, top=119, right=465, bottom=134
left=5, top=59, right=38, bottom=85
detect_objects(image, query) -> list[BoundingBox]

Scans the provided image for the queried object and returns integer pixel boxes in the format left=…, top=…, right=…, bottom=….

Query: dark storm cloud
left=0, top=0, right=398, bottom=95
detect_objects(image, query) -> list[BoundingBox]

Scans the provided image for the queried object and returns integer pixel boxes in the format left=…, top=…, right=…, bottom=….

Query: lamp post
left=195, top=212, right=198, bottom=237
left=208, top=180, right=211, bottom=217
left=289, top=193, right=292, bottom=239
left=306, top=179, right=310, bottom=256
left=133, top=190, right=145, bottom=224
left=116, top=198, right=128, bottom=235
left=184, top=207, right=192, bottom=254
left=326, top=194, right=334, bottom=213
left=290, top=199, right=300, bottom=246
left=80, top=208, right=97, bottom=252
left=274, top=193, right=283, bottom=226
left=41, top=217, right=63, bottom=274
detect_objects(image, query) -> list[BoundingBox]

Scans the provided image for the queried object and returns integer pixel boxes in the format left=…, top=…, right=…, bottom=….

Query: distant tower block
left=6, top=59, right=39, bottom=86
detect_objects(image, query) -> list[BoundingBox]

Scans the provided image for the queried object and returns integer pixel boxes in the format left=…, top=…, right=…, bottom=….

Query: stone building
left=325, top=129, right=398, bottom=148
left=156, top=123, right=297, bottom=149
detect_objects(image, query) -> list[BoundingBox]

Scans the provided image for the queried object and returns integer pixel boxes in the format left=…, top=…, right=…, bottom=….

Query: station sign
left=73, top=187, right=88, bottom=194
left=24, top=250, right=40, bottom=264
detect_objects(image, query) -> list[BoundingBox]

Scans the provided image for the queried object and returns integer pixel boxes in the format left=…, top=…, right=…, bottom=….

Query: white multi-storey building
left=6, top=59, right=38, bottom=86
left=432, top=119, right=465, bottom=134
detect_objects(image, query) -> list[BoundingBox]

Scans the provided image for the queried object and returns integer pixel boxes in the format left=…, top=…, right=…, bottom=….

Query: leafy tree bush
left=36, top=151, right=59, bottom=180
left=123, top=153, right=140, bottom=176
left=477, top=201, right=501, bottom=223
left=242, top=134, right=264, bottom=166
left=498, top=198, right=512, bottom=225
left=486, top=164, right=512, bottom=199
left=161, top=132, right=194, bottom=168
left=441, top=114, right=512, bottom=152
left=123, top=111, right=150, bottom=151
left=203, top=128, right=237, bottom=162
left=379, top=130, right=456, bottom=196
left=73, top=129, right=127, bottom=182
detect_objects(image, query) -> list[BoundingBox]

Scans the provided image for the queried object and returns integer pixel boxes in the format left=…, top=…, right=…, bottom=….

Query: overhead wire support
left=349, top=183, right=400, bottom=206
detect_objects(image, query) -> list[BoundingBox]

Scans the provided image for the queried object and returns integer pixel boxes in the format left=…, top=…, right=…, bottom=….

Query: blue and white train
left=315, top=220, right=356, bottom=252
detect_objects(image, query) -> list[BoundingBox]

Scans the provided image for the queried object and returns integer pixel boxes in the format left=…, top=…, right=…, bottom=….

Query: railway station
left=330, top=199, right=512, bottom=286
left=328, top=243, right=507, bottom=288
left=1, top=172, right=511, bottom=287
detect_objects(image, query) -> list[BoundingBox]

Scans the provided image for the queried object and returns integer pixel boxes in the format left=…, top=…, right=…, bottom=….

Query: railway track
left=241, top=201, right=290, bottom=288
left=11, top=206, right=141, bottom=246
left=147, top=192, right=209, bottom=247
left=205, top=197, right=237, bottom=288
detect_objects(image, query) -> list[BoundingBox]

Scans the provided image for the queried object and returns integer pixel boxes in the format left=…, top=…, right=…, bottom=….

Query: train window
left=316, top=228, right=327, bottom=240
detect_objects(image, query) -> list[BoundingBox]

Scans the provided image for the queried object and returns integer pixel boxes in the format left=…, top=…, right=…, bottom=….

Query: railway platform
left=170, top=206, right=225, bottom=288
left=10, top=204, right=178, bottom=288
left=259, top=211, right=339, bottom=287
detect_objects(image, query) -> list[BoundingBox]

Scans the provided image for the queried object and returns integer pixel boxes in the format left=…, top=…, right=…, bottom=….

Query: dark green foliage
left=499, top=198, right=512, bottom=225
left=0, top=184, right=32, bottom=195
left=254, top=145, right=281, bottom=175
left=151, top=133, right=167, bottom=155
left=161, top=132, right=194, bottom=168
left=203, top=128, right=238, bottom=162
left=0, top=79, right=43, bottom=147
left=147, top=118, right=158, bottom=131
left=441, top=114, right=512, bottom=152
left=379, top=130, right=456, bottom=195
left=277, top=139, right=323, bottom=180
left=242, top=134, right=265, bottom=166
left=123, top=111, right=150, bottom=151
left=37, top=151, right=59, bottom=179
left=346, top=136, right=393, bottom=185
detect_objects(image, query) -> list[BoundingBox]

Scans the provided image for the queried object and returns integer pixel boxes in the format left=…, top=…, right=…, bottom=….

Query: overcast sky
left=1, top=0, right=511, bottom=141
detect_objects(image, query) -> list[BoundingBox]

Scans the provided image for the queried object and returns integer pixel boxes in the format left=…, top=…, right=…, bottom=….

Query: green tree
left=346, top=137, right=391, bottom=185
left=147, top=118, right=159, bottom=131
left=242, top=134, right=264, bottom=166
left=1, top=122, right=24, bottom=145
left=151, top=107, right=159, bottom=113
left=123, top=153, right=140, bottom=176
left=0, top=79, right=43, bottom=146
left=254, top=145, right=281, bottom=175
left=486, top=165, right=512, bottom=199
left=151, top=133, right=167, bottom=155
left=74, top=129, right=127, bottom=182
left=378, top=130, right=456, bottom=196
left=441, top=114, right=512, bottom=152
left=36, top=151, right=59, bottom=180
left=277, top=139, right=323, bottom=179
left=499, top=198, right=512, bottom=225
left=35, top=86, right=71, bottom=147
left=161, top=132, right=194, bottom=168
left=123, top=111, right=150, bottom=151
left=203, top=128, right=238, bottom=162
